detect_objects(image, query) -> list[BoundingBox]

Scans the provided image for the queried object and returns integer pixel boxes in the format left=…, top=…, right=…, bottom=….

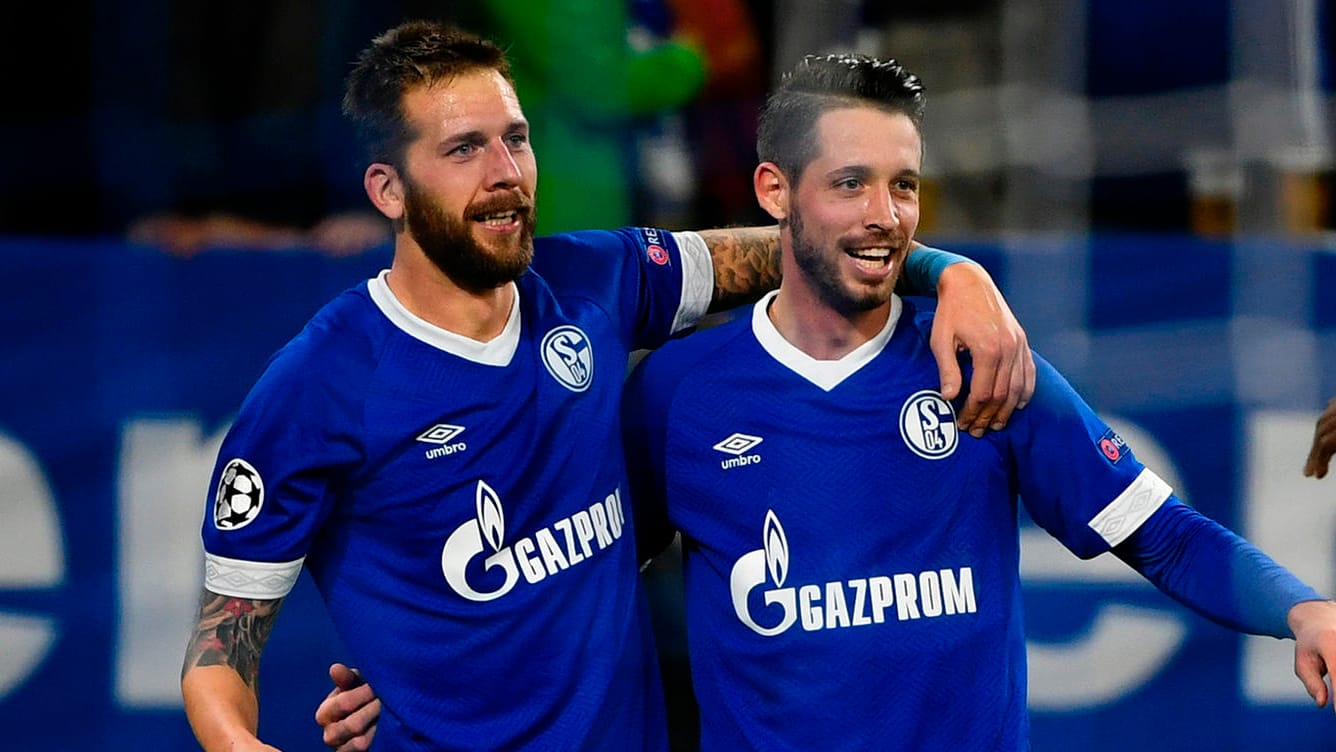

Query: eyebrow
left=440, top=130, right=487, bottom=150
left=437, top=120, right=529, bottom=151
left=824, top=165, right=921, bottom=181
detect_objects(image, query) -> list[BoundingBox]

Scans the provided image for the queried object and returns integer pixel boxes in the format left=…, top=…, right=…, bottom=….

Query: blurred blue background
left=2, top=0, right=1336, bottom=749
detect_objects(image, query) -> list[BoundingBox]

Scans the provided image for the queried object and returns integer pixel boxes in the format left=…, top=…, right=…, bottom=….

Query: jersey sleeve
left=200, top=339, right=364, bottom=599
left=531, top=227, right=714, bottom=350
left=1005, top=353, right=1173, bottom=559
left=1115, top=497, right=1323, bottom=638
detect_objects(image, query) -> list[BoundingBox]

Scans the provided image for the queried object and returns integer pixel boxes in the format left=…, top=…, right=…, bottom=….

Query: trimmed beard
left=787, top=203, right=895, bottom=315
left=402, top=176, right=536, bottom=294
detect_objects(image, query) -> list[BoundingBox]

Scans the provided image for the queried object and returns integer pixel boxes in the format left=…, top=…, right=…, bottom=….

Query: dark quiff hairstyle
left=756, top=54, right=925, bottom=184
left=343, top=21, right=514, bottom=170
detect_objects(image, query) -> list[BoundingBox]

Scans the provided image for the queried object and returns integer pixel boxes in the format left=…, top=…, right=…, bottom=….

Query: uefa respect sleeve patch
left=1096, top=428, right=1128, bottom=465
left=638, top=227, right=672, bottom=267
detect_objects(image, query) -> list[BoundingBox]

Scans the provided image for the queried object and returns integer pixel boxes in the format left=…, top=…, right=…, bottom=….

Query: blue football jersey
left=200, top=227, right=713, bottom=751
left=623, top=292, right=1172, bottom=752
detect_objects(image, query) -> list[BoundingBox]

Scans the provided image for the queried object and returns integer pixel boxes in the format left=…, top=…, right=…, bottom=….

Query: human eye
left=894, top=177, right=920, bottom=194
left=448, top=142, right=476, bottom=157
left=834, top=176, right=862, bottom=191
left=505, top=131, right=529, bottom=149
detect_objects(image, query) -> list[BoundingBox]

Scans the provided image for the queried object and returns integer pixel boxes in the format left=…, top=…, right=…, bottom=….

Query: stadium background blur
left=3, top=0, right=1336, bottom=749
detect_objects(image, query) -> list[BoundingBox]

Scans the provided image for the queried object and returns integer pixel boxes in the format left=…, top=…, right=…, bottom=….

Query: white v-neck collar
left=367, top=270, right=521, bottom=366
left=750, top=290, right=901, bottom=392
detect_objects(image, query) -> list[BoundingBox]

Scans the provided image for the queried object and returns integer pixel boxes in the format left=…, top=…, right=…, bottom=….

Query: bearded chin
left=788, top=205, right=887, bottom=315
left=404, top=185, right=535, bottom=294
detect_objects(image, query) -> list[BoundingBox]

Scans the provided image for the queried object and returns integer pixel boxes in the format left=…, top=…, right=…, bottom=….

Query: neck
left=385, top=242, right=514, bottom=342
left=767, top=284, right=891, bottom=360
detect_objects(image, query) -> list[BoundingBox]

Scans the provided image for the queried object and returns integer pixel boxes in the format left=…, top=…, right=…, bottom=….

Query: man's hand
left=316, top=663, right=381, bottom=752
left=1304, top=398, right=1336, bottom=479
left=1288, top=600, right=1336, bottom=710
left=932, top=262, right=1035, bottom=436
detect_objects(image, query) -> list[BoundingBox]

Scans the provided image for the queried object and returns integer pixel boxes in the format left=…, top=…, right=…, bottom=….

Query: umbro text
left=721, top=454, right=761, bottom=470
left=425, top=442, right=467, bottom=459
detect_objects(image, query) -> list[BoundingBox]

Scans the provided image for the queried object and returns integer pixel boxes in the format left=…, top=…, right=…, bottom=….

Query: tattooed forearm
left=182, top=588, right=283, bottom=691
left=699, top=226, right=783, bottom=311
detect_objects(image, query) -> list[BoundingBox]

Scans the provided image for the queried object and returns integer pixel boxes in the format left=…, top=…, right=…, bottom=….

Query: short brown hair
left=343, top=21, right=513, bottom=169
left=756, top=54, right=925, bottom=185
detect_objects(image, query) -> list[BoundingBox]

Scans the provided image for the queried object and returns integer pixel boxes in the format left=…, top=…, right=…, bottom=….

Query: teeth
left=848, top=247, right=891, bottom=261
left=480, top=211, right=517, bottom=225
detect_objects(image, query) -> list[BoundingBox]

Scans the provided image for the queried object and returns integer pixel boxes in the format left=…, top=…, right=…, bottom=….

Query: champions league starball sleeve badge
left=213, top=458, right=265, bottom=530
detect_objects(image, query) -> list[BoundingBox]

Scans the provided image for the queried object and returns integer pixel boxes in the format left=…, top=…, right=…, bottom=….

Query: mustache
left=841, top=231, right=908, bottom=250
left=466, top=191, right=534, bottom=219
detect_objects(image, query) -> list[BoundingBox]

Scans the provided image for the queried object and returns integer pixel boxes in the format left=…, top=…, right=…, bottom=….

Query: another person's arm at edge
left=1304, top=397, right=1336, bottom=478
left=696, top=227, right=1035, bottom=433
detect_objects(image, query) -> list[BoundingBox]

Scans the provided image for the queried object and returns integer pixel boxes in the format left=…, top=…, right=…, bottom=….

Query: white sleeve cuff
left=671, top=230, right=714, bottom=334
left=204, top=552, right=305, bottom=600
left=1087, top=468, right=1173, bottom=548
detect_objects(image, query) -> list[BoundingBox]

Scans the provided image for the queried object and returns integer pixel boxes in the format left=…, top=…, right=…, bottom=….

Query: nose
left=865, top=185, right=899, bottom=231
left=485, top=138, right=524, bottom=189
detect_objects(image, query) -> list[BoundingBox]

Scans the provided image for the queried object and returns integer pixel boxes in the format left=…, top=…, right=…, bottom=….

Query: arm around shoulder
left=899, top=243, right=970, bottom=296
left=920, top=253, right=1035, bottom=432
left=697, top=226, right=781, bottom=312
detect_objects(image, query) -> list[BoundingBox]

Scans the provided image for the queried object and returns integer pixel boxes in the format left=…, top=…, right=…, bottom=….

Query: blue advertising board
left=1, top=235, right=1334, bottom=749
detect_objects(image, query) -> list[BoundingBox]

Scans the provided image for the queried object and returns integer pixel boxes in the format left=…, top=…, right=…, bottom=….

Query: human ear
left=753, top=162, right=790, bottom=222
left=364, top=163, right=405, bottom=221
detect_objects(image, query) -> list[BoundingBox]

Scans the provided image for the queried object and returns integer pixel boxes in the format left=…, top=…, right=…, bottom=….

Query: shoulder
left=898, top=296, right=939, bottom=342
left=634, top=312, right=751, bottom=387
left=994, top=350, right=1098, bottom=446
left=531, top=226, right=690, bottom=282
left=532, top=227, right=709, bottom=348
left=532, top=227, right=649, bottom=267
left=253, top=283, right=384, bottom=398
left=650, top=311, right=752, bottom=363
left=527, top=229, right=643, bottom=305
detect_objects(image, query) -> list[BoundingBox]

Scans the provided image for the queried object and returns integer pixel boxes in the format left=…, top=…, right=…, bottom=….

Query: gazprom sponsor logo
left=440, top=481, right=626, bottom=602
left=729, top=510, right=977, bottom=636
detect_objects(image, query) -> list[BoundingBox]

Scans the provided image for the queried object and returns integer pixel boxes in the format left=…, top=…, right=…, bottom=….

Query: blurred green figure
left=460, top=1, right=707, bottom=234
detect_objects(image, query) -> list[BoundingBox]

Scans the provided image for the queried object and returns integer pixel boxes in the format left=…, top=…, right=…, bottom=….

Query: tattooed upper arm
left=697, top=226, right=782, bottom=312
left=182, top=588, right=284, bottom=691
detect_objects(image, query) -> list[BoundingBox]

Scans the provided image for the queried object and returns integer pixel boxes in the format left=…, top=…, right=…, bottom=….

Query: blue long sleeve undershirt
left=902, top=244, right=970, bottom=295
left=1113, top=497, right=1323, bottom=639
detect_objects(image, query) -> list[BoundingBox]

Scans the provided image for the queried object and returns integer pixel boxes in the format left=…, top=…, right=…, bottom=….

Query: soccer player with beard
left=613, top=55, right=1336, bottom=749
left=180, top=22, right=1037, bottom=752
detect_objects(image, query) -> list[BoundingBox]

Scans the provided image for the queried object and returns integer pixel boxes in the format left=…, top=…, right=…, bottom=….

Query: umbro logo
left=418, top=424, right=468, bottom=459
left=714, top=433, right=763, bottom=469
left=418, top=424, right=466, bottom=444
left=713, top=433, right=763, bottom=455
